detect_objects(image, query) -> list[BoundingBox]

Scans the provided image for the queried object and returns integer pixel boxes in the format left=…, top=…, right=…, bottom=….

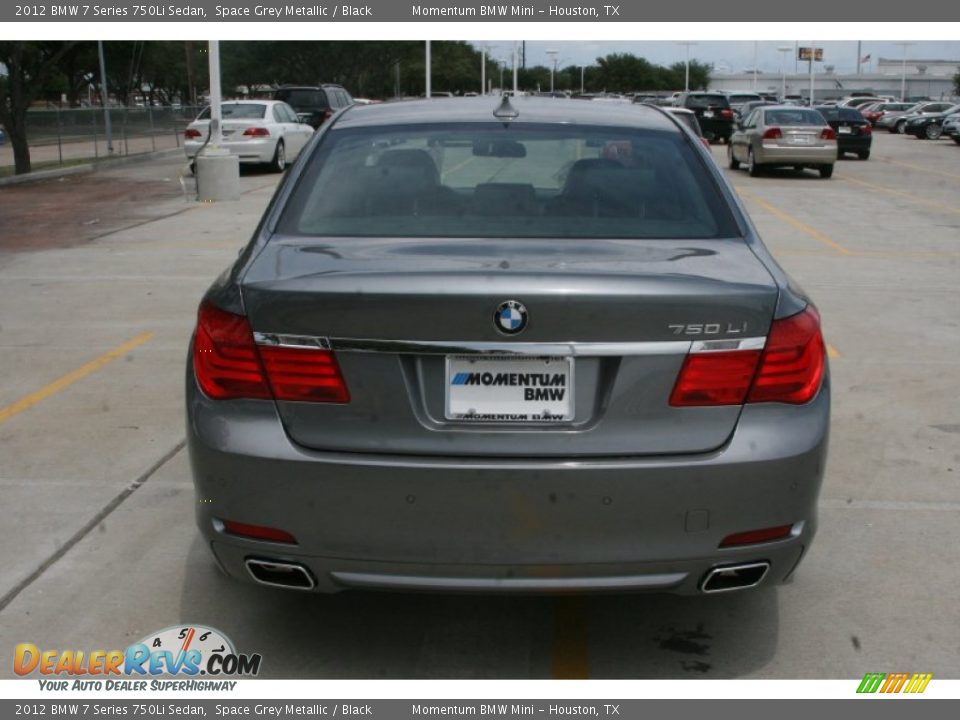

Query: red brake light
left=322, top=109, right=334, bottom=121
left=720, top=109, right=734, bottom=119
left=184, top=128, right=201, bottom=139
left=820, top=127, right=837, bottom=140
left=258, top=346, right=350, bottom=404
left=747, top=306, right=826, bottom=404
left=862, top=124, right=872, bottom=135
left=193, top=302, right=271, bottom=400
left=222, top=520, right=297, bottom=544
left=670, top=306, right=826, bottom=408
left=193, top=303, right=350, bottom=403
left=720, top=525, right=793, bottom=548
left=242, top=127, right=270, bottom=137
left=762, top=127, right=782, bottom=140
left=669, top=350, right=762, bottom=407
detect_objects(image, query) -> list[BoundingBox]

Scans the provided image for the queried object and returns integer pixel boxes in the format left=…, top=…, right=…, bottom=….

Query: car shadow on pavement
left=180, top=537, right=779, bottom=679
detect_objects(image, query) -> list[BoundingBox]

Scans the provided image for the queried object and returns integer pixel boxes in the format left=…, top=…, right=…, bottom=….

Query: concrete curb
left=0, top=147, right=184, bottom=187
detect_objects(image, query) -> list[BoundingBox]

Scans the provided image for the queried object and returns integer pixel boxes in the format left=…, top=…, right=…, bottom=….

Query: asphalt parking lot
left=1, top=132, right=958, bottom=679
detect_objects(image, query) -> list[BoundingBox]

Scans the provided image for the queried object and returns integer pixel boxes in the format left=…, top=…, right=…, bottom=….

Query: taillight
left=670, top=350, right=762, bottom=407
left=862, top=124, right=872, bottom=135
left=242, top=127, right=270, bottom=137
left=820, top=127, right=837, bottom=140
left=720, top=109, right=734, bottom=119
left=322, top=109, right=334, bottom=121
left=258, top=346, right=350, bottom=403
left=747, top=306, right=826, bottom=404
left=192, top=302, right=350, bottom=403
left=762, top=127, right=783, bottom=140
left=700, top=137, right=711, bottom=149
left=193, top=302, right=271, bottom=400
left=670, top=306, right=826, bottom=407
left=184, top=128, right=201, bottom=139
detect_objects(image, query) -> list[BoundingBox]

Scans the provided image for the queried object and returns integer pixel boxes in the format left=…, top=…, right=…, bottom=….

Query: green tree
left=0, top=41, right=78, bottom=174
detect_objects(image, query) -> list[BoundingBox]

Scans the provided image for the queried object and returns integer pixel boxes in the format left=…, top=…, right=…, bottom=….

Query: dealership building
left=709, top=58, right=959, bottom=102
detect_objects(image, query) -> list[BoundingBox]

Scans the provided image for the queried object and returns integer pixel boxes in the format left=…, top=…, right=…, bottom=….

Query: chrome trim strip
left=331, top=571, right=688, bottom=592
left=690, top=336, right=766, bottom=353
left=253, top=332, right=331, bottom=350
left=327, top=337, right=692, bottom=357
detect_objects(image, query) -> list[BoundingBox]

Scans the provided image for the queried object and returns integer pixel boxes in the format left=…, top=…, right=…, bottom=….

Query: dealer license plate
left=838, top=126, right=852, bottom=134
left=445, top=355, right=574, bottom=423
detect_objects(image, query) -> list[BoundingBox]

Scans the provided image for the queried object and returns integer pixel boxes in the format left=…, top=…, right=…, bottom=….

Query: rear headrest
left=562, top=158, right=624, bottom=195
left=375, top=149, right=440, bottom=185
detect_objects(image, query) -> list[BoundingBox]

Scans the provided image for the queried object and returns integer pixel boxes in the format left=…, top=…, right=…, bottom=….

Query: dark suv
left=272, top=84, right=354, bottom=129
left=675, top=92, right=735, bottom=143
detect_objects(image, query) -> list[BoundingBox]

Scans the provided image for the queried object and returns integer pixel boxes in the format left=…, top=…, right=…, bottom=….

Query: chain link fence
left=1, top=106, right=204, bottom=170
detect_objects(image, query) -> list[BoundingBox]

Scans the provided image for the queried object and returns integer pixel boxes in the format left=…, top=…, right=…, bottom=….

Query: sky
left=471, top=41, right=960, bottom=75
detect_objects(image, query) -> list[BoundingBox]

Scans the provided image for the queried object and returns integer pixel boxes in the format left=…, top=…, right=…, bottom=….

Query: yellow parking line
left=0, top=332, right=154, bottom=425
left=551, top=596, right=590, bottom=679
left=440, top=156, right=475, bottom=179
left=880, top=158, right=960, bottom=182
left=839, top=175, right=960, bottom=216
left=827, top=344, right=840, bottom=359
left=736, top=188, right=853, bottom=255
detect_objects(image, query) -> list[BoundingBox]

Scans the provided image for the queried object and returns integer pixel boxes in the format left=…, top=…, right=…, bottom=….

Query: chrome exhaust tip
left=245, top=558, right=316, bottom=590
left=701, top=561, right=770, bottom=594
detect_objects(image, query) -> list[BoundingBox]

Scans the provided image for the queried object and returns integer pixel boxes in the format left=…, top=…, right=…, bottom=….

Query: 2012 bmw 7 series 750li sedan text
left=187, top=97, right=829, bottom=595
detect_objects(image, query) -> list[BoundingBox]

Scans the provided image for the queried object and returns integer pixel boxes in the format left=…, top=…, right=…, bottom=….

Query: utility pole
left=546, top=49, right=559, bottom=93
left=677, top=42, right=697, bottom=92
left=425, top=41, right=432, bottom=98
left=481, top=46, right=486, bottom=95
left=97, top=40, right=113, bottom=155
left=512, top=41, right=519, bottom=94
left=896, top=42, right=915, bottom=101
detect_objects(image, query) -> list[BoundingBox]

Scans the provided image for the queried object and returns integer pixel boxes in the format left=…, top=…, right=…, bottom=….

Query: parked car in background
left=943, top=114, right=960, bottom=144
left=272, top=84, right=354, bottom=129
left=725, top=92, right=764, bottom=117
left=0, top=125, right=6, bottom=145
left=815, top=106, right=872, bottom=159
left=837, top=96, right=886, bottom=109
left=187, top=97, right=829, bottom=596
left=739, top=100, right=779, bottom=119
left=183, top=100, right=315, bottom=173
left=903, top=105, right=960, bottom=140
left=675, top=92, right=735, bottom=143
left=665, top=107, right=711, bottom=149
left=883, top=101, right=956, bottom=134
left=729, top=105, right=837, bottom=178
left=861, top=101, right=914, bottom=127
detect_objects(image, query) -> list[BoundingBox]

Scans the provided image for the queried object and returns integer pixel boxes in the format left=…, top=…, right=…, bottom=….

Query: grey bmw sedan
left=187, top=97, right=829, bottom=595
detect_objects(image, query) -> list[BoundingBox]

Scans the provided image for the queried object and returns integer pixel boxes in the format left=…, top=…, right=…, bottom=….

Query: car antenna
left=493, top=95, right=519, bottom=126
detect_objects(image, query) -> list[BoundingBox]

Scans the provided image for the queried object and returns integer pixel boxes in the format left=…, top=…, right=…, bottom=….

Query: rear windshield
left=276, top=123, right=740, bottom=240
left=669, top=112, right=701, bottom=136
left=816, top=107, right=864, bottom=122
left=197, top=104, right=266, bottom=120
left=279, top=90, right=328, bottom=108
left=763, top=108, right=826, bottom=126
left=685, top=94, right=730, bottom=109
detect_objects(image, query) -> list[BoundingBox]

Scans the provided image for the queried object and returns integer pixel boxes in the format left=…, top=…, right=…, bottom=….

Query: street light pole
left=512, top=41, right=519, bottom=94
left=752, top=41, right=758, bottom=91
left=425, top=41, right=431, bottom=98
left=96, top=40, right=113, bottom=155
left=481, top=47, right=485, bottom=95
left=778, top=45, right=792, bottom=100
left=677, top=42, right=697, bottom=92
left=546, top=49, right=559, bottom=93
left=580, top=65, right=586, bottom=94
left=896, top=42, right=916, bottom=102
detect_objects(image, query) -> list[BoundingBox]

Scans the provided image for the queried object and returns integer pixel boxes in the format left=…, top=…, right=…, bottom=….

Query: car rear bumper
left=836, top=135, right=872, bottom=152
left=184, top=138, right=276, bottom=164
left=186, top=363, right=829, bottom=595
left=756, top=144, right=836, bottom=166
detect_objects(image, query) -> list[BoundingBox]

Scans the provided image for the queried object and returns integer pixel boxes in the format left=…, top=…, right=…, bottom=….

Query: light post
left=579, top=65, right=586, bottom=94
left=896, top=42, right=916, bottom=101
left=512, top=41, right=518, bottom=94
left=425, top=40, right=431, bottom=98
left=546, top=49, right=559, bottom=93
left=96, top=40, right=113, bottom=155
left=677, top=42, right=698, bottom=92
left=752, top=41, right=758, bottom=91
left=778, top=45, right=792, bottom=100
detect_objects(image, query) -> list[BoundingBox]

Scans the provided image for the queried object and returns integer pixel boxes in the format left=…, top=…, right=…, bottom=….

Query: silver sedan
left=728, top=106, right=837, bottom=178
left=184, top=100, right=315, bottom=173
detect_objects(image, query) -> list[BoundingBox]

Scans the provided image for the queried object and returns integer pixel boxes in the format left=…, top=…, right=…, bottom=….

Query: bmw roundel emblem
left=495, top=300, right=528, bottom=335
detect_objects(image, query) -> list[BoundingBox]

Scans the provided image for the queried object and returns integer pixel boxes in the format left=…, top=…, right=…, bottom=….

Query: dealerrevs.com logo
left=14, top=625, right=260, bottom=690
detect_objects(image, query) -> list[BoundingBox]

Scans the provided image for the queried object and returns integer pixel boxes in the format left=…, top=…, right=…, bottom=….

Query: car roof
left=333, top=96, right=680, bottom=131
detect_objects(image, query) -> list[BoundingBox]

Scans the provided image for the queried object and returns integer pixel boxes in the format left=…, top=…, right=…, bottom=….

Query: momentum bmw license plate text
left=445, top=356, right=574, bottom=423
